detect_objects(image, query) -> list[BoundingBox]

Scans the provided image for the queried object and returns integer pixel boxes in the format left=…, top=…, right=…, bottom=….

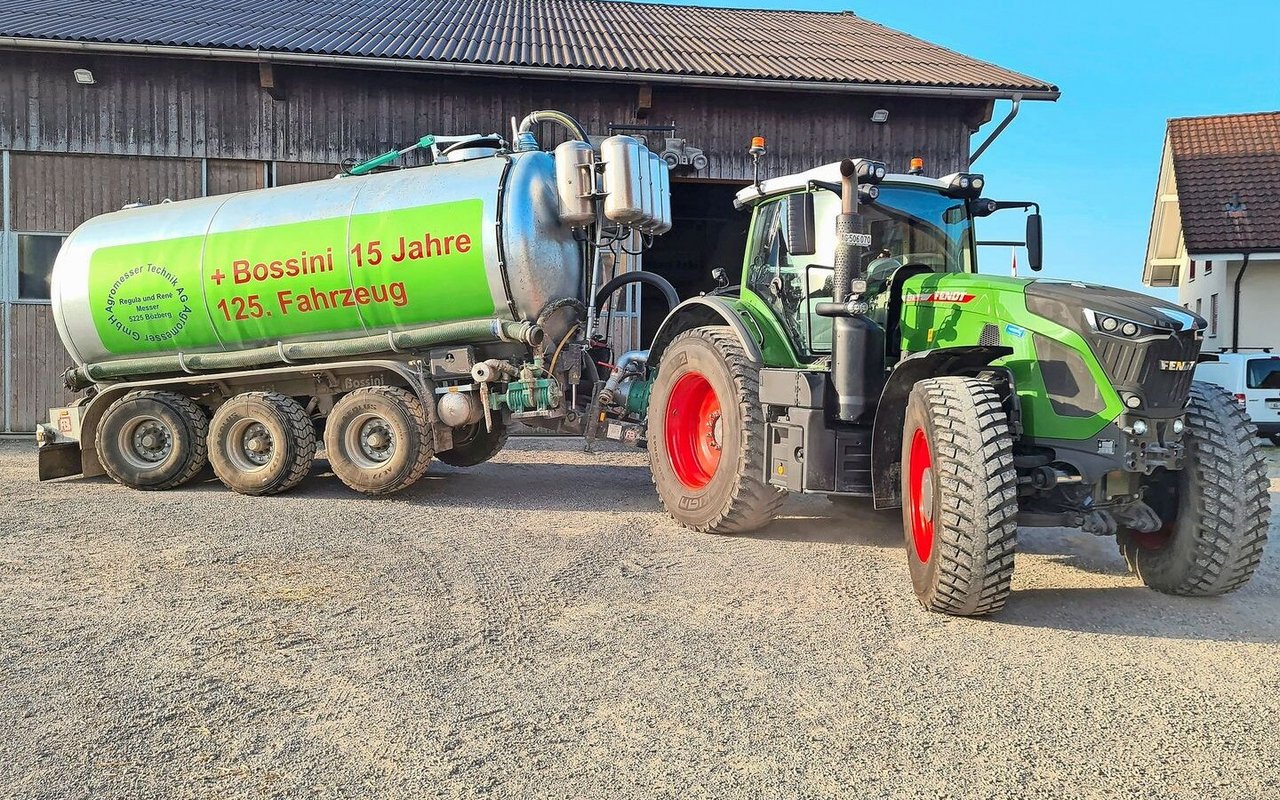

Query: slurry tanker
left=37, top=111, right=1269, bottom=615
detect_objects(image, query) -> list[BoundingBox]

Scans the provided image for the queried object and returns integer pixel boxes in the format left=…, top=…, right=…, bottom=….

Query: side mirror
left=783, top=193, right=817, bottom=257
left=1026, top=213, right=1043, bottom=272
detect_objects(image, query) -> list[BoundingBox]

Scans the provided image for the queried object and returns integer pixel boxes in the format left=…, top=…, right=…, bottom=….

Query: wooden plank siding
left=9, top=152, right=201, bottom=232
left=206, top=158, right=266, bottom=195
left=275, top=161, right=342, bottom=186
left=8, top=304, right=77, bottom=431
left=0, top=50, right=984, bottom=178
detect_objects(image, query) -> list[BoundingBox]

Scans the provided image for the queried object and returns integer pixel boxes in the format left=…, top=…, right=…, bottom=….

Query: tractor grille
left=1092, top=330, right=1200, bottom=410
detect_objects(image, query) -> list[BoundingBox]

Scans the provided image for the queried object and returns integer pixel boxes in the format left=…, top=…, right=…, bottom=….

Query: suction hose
left=592, top=272, right=680, bottom=317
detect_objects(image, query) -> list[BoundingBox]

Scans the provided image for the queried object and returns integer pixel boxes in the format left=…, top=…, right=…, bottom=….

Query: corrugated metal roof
left=0, top=0, right=1057, bottom=96
left=1168, top=111, right=1280, bottom=254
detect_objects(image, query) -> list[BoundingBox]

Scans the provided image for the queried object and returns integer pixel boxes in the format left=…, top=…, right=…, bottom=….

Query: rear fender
left=648, top=297, right=763, bottom=366
left=872, top=345, right=1015, bottom=509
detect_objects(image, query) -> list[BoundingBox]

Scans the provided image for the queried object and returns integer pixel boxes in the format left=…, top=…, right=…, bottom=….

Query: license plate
left=1267, top=399, right=1280, bottom=410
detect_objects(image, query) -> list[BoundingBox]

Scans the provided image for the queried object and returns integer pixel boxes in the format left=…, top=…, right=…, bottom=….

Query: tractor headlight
left=1172, top=418, right=1185, bottom=434
left=1084, top=309, right=1169, bottom=341
left=1131, top=419, right=1148, bottom=435
left=942, top=172, right=985, bottom=198
left=851, top=159, right=888, bottom=184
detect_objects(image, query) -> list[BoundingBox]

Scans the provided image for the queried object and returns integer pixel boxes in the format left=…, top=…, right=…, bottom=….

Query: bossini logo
left=103, top=263, right=193, bottom=344
left=1159, top=360, right=1196, bottom=371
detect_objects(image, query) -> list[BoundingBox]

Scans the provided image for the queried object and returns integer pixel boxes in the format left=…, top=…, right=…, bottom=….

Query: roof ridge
left=1169, top=110, right=1280, bottom=124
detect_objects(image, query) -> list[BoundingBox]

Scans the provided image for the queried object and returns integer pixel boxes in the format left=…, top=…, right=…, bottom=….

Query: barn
left=0, top=0, right=1055, bottom=432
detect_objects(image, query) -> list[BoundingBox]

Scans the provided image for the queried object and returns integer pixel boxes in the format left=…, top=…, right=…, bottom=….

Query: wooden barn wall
left=9, top=151, right=202, bottom=232
left=0, top=50, right=984, bottom=178
left=8, top=304, right=76, bottom=431
left=206, top=158, right=266, bottom=195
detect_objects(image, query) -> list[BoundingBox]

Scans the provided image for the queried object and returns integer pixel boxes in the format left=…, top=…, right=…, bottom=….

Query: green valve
left=624, top=378, right=653, bottom=415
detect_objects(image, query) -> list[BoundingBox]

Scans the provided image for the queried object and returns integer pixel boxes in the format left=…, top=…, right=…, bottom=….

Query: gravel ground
left=1, top=438, right=1278, bottom=799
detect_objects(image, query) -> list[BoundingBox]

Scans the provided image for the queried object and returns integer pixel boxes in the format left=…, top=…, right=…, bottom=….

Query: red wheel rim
left=907, top=427, right=935, bottom=562
left=664, top=371, right=723, bottom=490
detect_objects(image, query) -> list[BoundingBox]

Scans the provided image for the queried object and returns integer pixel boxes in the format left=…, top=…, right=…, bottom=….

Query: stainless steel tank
left=50, top=151, right=583, bottom=366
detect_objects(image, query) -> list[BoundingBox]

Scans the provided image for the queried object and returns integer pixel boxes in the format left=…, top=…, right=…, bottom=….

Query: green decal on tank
left=88, top=199, right=492, bottom=354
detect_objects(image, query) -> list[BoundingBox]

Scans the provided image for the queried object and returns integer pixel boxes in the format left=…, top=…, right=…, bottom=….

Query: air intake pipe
left=817, top=159, right=885, bottom=424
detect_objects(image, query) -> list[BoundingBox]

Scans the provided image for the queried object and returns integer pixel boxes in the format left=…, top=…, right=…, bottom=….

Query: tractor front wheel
left=1118, top=382, right=1271, bottom=595
left=900, top=377, right=1018, bottom=616
left=648, top=326, right=785, bottom=533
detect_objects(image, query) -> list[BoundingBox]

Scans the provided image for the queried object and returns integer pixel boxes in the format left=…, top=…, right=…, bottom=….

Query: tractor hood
left=1024, top=279, right=1206, bottom=335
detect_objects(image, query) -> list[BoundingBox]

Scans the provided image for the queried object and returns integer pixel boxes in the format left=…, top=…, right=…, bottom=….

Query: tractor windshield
left=746, top=185, right=975, bottom=355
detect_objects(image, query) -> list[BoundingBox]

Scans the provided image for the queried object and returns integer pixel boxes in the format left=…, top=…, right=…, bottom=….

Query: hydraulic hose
left=66, top=318, right=542, bottom=390
left=592, top=272, right=680, bottom=316
left=515, top=110, right=590, bottom=144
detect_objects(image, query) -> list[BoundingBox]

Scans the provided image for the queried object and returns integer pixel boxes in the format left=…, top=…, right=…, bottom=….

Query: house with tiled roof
left=1143, top=111, right=1280, bottom=351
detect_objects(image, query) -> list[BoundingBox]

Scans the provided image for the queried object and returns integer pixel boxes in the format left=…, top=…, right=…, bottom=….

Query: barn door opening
left=640, top=180, right=749, bottom=345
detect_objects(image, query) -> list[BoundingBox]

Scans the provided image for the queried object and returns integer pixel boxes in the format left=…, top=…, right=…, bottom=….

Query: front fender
left=871, top=345, right=1015, bottom=509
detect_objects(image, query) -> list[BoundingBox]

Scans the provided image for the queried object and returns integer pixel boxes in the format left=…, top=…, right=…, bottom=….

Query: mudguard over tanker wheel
left=1118, top=382, right=1271, bottom=596
left=648, top=326, right=785, bottom=533
left=324, top=386, right=432, bottom=495
left=436, top=420, right=509, bottom=467
left=95, top=390, right=209, bottom=490
left=901, top=377, right=1018, bottom=616
left=208, top=392, right=316, bottom=496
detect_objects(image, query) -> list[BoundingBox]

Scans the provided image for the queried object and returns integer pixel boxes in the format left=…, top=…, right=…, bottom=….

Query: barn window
left=17, top=233, right=67, bottom=301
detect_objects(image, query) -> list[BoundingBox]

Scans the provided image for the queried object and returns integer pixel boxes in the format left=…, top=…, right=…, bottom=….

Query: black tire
left=95, top=390, right=209, bottom=490
left=647, top=326, right=785, bottom=533
left=208, top=392, right=316, bottom=496
left=1118, top=382, right=1271, bottom=596
left=900, top=377, right=1018, bottom=616
left=324, top=386, right=432, bottom=495
left=436, top=420, right=509, bottom=467
left=1268, top=434, right=1280, bottom=448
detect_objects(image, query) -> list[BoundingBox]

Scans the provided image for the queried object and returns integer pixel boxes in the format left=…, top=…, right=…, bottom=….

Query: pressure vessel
left=50, top=150, right=582, bottom=367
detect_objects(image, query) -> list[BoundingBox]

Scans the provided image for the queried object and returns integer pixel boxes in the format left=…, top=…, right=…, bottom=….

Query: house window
left=1195, top=297, right=1202, bottom=317
left=1204, top=260, right=1213, bottom=275
left=17, top=233, right=68, bottom=301
left=1210, top=293, right=1219, bottom=337
left=1188, top=259, right=1196, bottom=281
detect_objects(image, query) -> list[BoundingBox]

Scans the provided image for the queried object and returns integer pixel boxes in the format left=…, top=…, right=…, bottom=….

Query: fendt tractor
left=36, top=111, right=1270, bottom=615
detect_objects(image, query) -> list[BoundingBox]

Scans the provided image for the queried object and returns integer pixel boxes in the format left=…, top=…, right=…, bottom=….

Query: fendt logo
left=1159, top=360, right=1196, bottom=372
left=903, top=291, right=976, bottom=304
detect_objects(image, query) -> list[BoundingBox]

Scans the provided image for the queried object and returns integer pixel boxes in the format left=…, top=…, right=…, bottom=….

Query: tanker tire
left=1118, top=382, right=1271, bottom=596
left=648, top=326, right=785, bottom=533
left=208, top=392, right=315, bottom=496
left=325, top=386, right=432, bottom=495
left=436, top=421, right=509, bottom=467
left=901, top=377, right=1018, bottom=616
left=96, top=390, right=209, bottom=490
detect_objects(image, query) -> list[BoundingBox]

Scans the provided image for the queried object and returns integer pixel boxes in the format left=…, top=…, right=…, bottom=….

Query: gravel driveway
left=1, top=439, right=1277, bottom=799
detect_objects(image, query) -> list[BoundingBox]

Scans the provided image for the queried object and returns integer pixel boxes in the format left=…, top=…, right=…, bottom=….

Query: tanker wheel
left=208, top=392, right=316, bottom=496
left=648, top=326, right=785, bottom=533
left=324, top=386, right=432, bottom=495
left=1117, top=382, right=1271, bottom=596
left=436, top=420, right=509, bottom=467
left=95, top=390, right=209, bottom=490
left=901, top=377, right=1018, bottom=616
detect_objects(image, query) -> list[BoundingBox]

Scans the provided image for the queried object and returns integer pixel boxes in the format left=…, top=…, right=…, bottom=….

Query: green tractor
left=644, top=158, right=1271, bottom=615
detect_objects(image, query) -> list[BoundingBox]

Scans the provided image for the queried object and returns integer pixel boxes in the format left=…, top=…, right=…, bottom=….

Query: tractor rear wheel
left=208, top=392, right=316, bottom=496
left=324, top=386, right=432, bottom=495
left=901, top=377, right=1018, bottom=616
left=436, top=420, right=509, bottom=467
left=96, top=390, right=209, bottom=490
left=648, top=326, right=785, bottom=533
left=1118, top=382, right=1271, bottom=595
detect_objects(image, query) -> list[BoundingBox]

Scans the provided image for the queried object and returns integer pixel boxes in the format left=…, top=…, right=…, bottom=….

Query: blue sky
left=651, top=0, right=1280, bottom=292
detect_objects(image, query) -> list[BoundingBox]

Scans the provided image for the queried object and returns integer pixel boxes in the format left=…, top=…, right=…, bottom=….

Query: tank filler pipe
left=514, top=110, right=591, bottom=151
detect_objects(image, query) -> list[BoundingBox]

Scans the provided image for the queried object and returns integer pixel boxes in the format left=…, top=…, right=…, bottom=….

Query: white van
left=1194, top=352, right=1280, bottom=446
